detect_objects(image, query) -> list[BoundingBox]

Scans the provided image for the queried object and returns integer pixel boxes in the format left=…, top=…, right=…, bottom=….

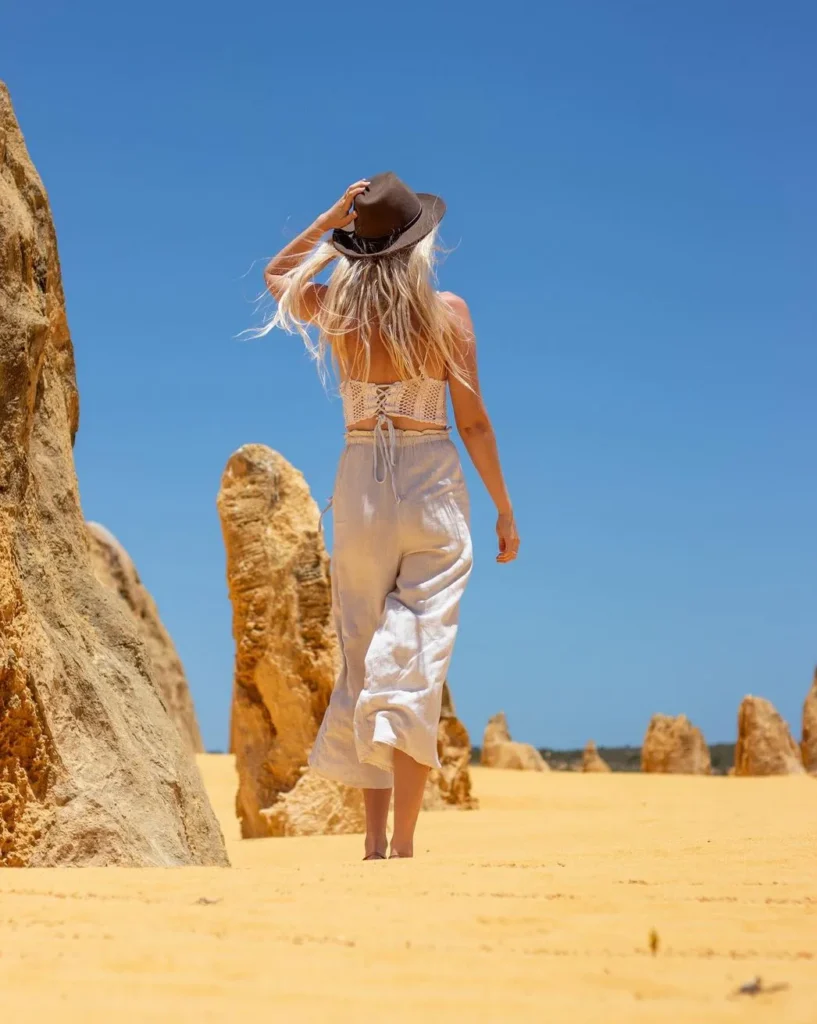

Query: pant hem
left=308, top=758, right=393, bottom=791
left=357, top=738, right=442, bottom=773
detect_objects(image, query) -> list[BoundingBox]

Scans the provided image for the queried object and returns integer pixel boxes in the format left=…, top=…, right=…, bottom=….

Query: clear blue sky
left=4, top=1, right=815, bottom=752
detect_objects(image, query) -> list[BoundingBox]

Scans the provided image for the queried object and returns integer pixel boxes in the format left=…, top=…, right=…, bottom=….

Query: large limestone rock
left=734, top=696, right=805, bottom=776
left=641, top=714, right=711, bottom=775
left=582, top=740, right=612, bottom=773
left=802, top=669, right=817, bottom=774
left=218, top=444, right=364, bottom=838
left=86, top=522, right=204, bottom=754
left=424, top=682, right=477, bottom=809
left=480, top=712, right=548, bottom=771
left=0, top=83, right=228, bottom=866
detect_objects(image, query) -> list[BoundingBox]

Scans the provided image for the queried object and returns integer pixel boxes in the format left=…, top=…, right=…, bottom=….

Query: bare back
left=336, top=311, right=448, bottom=432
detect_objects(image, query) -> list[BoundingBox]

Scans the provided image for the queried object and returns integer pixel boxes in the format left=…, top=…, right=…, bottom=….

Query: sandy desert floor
left=1, top=756, right=814, bottom=1023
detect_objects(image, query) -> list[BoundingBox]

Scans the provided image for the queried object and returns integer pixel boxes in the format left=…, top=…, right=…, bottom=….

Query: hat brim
left=331, top=193, right=446, bottom=259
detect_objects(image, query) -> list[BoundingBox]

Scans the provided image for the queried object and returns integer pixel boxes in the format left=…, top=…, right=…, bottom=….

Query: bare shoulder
left=438, top=290, right=470, bottom=318
left=438, top=291, right=475, bottom=359
left=439, top=290, right=474, bottom=335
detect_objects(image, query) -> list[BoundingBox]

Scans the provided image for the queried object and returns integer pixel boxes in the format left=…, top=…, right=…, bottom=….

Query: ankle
left=365, top=832, right=388, bottom=856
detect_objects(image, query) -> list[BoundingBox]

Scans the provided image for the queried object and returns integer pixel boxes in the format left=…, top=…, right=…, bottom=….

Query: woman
left=262, top=172, right=518, bottom=859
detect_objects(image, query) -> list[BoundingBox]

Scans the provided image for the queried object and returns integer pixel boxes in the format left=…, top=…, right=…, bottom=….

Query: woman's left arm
left=263, top=180, right=369, bottom=311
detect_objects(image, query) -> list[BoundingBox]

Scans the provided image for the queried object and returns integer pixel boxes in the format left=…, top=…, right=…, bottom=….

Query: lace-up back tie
left=340, top=377, right=448, bottom=502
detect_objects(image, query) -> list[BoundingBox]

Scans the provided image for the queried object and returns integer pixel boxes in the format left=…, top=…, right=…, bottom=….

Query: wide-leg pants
left=309, top=429, right=473, bottom=789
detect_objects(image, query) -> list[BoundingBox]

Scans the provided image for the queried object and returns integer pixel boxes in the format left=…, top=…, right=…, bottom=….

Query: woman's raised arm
left=262, top=180, right=369, bottom=320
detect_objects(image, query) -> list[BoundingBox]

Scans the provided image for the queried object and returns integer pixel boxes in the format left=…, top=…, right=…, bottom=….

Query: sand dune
left=0, top=755, right=814, bottom=1022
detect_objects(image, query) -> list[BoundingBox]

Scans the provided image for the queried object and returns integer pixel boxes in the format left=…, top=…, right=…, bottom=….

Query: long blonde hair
left=255, top=230, right=471, bottom=386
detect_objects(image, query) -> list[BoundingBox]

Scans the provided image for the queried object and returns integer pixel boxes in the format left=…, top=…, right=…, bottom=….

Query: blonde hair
left=254, top=230, right=471, bottom=386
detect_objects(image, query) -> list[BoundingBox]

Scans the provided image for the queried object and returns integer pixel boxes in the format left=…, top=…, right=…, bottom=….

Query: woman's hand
left=496, top=512, right=520, bottom=563
left=316, top=180, right=370, bottom=232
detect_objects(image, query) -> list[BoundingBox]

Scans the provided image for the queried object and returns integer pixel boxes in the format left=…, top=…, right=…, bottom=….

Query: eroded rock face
left=641, top=714, right=711, bottom=775
left=262, top=769, right=364, bottom=836
left=734, top=696, right=805, bottom=776
left=582, top=740, right=612, bottom=773
left=801, top=669, right=817, bottom=775
left=480, top=712, right=548, bottom=771
left=218, top=444, right=364, bottom=838
left=0, top=83, right=228, bottom=866
left=86, top=522, right=204, bottom=754
left=424, top=683, right=477, bottom=809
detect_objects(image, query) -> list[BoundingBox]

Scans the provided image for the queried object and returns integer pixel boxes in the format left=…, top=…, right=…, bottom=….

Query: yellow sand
left=1, top=756, right=814, bottom=1023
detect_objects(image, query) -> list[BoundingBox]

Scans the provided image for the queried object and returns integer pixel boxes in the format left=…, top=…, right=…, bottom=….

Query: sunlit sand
left=1, top=754, right=813, bottom=1021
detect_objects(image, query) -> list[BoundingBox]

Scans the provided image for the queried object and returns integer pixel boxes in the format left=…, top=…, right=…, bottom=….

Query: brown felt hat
left=332, top=171, right=446, bottom=259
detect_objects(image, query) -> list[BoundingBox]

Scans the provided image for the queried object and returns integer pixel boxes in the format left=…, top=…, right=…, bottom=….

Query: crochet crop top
left=340, top=377, right=447, bottom=428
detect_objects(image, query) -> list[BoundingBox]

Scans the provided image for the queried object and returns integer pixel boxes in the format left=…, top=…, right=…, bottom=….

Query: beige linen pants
left=309, top=429, right=473, bottom=790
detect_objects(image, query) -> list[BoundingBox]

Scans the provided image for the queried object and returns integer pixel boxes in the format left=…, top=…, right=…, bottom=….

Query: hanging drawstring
left=318, top=496, right=333, bottom=534
left=373, top=411, right=401, bottom=503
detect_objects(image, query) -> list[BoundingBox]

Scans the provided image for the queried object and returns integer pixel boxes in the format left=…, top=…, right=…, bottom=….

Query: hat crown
left=353, top=172, right=423, bottom=241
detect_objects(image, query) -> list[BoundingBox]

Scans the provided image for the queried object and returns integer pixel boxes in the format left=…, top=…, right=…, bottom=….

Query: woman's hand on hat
left=496, top=512, right=520, bottom=564
left=317, top=180, right=370, bottom=232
